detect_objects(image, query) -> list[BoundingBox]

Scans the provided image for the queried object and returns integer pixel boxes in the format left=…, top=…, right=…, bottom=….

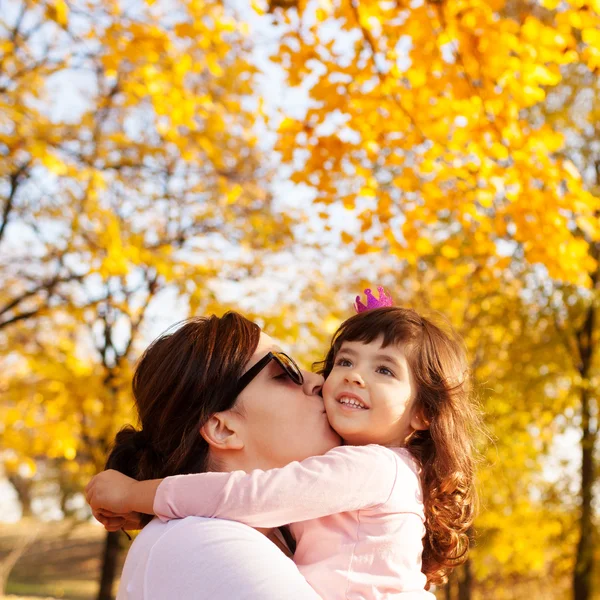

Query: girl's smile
left=335, top=391, right=369, bottom=410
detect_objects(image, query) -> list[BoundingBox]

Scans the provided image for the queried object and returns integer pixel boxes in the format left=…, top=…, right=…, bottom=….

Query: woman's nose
left=302, top=370, right=324, bottom=396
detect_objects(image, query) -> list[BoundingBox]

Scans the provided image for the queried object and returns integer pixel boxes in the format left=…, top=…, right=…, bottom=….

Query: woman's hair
left=105, top=312, right=261, bottom=524
left=317, top=306, right=482, bottom=588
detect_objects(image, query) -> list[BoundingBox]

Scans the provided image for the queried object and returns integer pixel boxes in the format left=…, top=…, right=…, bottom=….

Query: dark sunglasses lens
left=275, top=353, right=303, bottom=384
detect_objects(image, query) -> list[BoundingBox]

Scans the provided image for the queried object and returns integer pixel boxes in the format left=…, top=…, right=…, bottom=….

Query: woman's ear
left=200, top=411, right=244, bottom=450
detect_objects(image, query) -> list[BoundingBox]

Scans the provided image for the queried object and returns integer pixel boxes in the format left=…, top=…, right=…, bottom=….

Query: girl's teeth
left=338, top=397, right=367, bottom=409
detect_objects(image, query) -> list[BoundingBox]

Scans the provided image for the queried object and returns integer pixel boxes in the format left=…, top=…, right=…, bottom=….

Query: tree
left=535, top=52, right=600, bottom=600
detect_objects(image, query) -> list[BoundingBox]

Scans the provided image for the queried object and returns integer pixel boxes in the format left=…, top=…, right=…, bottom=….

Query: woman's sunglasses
left=233, top=351, right=304, bottom=398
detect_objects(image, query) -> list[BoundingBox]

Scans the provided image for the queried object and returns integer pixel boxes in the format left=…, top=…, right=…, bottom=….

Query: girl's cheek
left=321, top=375, right=335, bottom=399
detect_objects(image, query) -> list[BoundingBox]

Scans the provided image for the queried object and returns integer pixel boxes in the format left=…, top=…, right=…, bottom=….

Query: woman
left=102, top=311, right=340, bottom=599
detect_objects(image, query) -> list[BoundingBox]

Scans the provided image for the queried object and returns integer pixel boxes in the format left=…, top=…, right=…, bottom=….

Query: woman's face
left=233, top=333, right=341, bottom=470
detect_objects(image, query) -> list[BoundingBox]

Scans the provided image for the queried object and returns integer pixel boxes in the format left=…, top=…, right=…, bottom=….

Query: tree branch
left=0, top=163, right=29, bottom=244
left=0, top=271, right=84, bottom=330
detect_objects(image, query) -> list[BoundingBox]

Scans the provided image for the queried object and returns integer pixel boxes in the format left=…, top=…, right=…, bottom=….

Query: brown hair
left=317, top=307, right=481, bottom=588
left=105, top=312, right=261, bottom=523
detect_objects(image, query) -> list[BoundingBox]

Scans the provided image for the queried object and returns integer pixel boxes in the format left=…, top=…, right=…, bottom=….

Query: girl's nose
left=344, top=371, right=365, bottom=387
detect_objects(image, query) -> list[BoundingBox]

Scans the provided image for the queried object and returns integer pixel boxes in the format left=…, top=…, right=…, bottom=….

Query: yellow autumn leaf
left=341, top=231, right=354, bottom=244
left=46, top=0, right=69, bottom=27
left=415, top=237, right=433, bottom=254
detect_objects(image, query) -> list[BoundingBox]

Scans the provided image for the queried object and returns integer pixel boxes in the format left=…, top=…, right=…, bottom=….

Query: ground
left=0, top=519, right=125, bottom=600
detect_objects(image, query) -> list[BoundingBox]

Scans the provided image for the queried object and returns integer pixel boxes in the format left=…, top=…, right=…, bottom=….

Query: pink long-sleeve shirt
left=154, top=444, right=435, bottom=600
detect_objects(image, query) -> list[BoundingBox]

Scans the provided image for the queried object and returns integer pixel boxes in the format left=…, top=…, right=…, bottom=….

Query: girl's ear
left=410, top=408, right=430, bottom=432
left=200, top=411, right=244, bottom=451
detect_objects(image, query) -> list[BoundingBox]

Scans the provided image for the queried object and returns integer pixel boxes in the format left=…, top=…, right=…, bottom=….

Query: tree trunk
left=444, top=568, right=460, bottom=600
left=444, top=581, right=453, bottom=600
left=573, top=387, right=596, bottom=600
left=458, top=559, right=472, bottom=600
left=97, top=530, right=121, bottom=600
left=572, top=263, right=599, bottom=600
left=7, top=475, right=33, bottom=517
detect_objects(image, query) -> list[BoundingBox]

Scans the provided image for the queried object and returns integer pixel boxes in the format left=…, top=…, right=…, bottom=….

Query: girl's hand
left=92, top=507, right=145, bottom=532
left=85, top=469, right=139, bottom=515
left=85, top=470, right=162, bottom=517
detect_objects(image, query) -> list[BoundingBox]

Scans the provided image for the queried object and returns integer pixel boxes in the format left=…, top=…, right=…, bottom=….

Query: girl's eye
left=273, top=372, right=290, bottom=381
left=335, top=358, right=352, bottom=367
left=377, top=366, right=395, bottom=377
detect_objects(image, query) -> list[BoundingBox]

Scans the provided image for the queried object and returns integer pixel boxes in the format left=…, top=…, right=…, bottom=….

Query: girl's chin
left=327, top=419, right=361, bottom=439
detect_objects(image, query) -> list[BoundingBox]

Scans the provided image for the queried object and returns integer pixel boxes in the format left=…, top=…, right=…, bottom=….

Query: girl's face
left=322, top=337, right=426, bottom=446
left=233, top=333, right=342, bottom=470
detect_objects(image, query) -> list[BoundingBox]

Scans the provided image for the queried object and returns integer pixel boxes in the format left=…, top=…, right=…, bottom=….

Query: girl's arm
left=85, top=470, right=163, bottom=518
left=155, top=444, right=402, bottom=527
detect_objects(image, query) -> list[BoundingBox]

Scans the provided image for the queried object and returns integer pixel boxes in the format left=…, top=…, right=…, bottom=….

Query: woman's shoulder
left=125, top=517, right=288, bottom=576
left=122, top=517, right=320, bottom=600
left=125, top=517, right=256, bottom=567
left=145, top=515, right=278, bottom=551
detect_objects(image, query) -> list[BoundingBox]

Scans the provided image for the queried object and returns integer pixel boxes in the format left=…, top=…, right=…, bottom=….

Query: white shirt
left=116, top=516, right=321, bottom=600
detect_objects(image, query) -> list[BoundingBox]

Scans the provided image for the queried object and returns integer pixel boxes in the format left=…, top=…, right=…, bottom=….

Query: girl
left=87, top=289, right=481, bottom=599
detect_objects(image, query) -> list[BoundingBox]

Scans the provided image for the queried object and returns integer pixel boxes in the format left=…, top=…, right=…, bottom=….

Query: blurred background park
left=1, top=0, right=600, bottom=598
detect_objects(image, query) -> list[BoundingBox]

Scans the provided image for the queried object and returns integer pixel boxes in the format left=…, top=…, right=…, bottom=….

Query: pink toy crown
left=354, top=286, right=394, bottom=313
